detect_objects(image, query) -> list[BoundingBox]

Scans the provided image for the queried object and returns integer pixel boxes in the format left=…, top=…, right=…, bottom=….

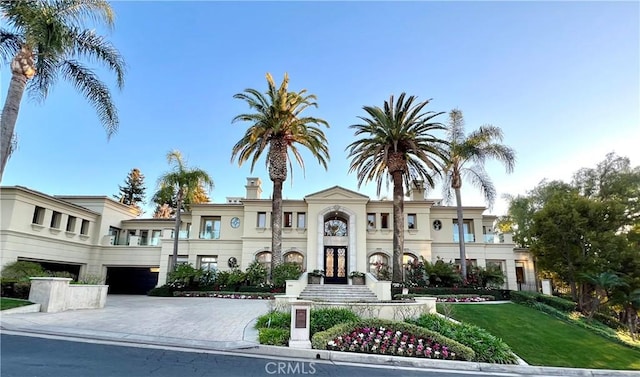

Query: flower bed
left=172, top=291, right=274, bottom=299
left=312, top=318, right=475, bottom=361
left=436, top=295, right=495, bottom=303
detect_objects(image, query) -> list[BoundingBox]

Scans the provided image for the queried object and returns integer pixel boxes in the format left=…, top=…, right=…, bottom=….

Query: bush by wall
left=310, top=308, right=360, bottom=335
left=407, top=314, right=517, bottom=364
left=409, top=287, right=511, bottom=300
left=258, top=328, right=290, bottom=346
left=510, top=291, right=576, bottom=312
left=147, top=285, right=174, bottom=297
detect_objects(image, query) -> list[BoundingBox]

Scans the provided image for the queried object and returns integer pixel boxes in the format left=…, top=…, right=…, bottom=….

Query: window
left=284, top=251, right=304, bottom=266
left=453, top=219, right=475, bottom=242
left=139, top=230, right=149, bottom=245
left=200, top=217, right=221, bottom=239
left=80, top=219, right=90, bottom=235
left=169, top=255, right=188, bottom=269
left=324, top=218, right=347, bottom=236
left=256, top=251, right=272, bottom=276
left=32, top=206, right=45, bottom=225
left=66, top=216, right=77, bottom=232
left=199, top=256, right=218, bottom=271
left=381, top=213, right=390, bottom=229
left=50, top=211, right=62, bottom=228
left=433, top=220, right=442, bottom=231
left=368, top=253, right=390, bottom=280
left=407, top=214, right=417, bottom=229
left=297, top=212, right=306, bottom=228
left=257, top=212, right=267, bottom=228
left=367, top=213, right=376, bottom=230
left=284, top=212, right=293, bottom=228
left=150, top=230, right=162, bottom=246
left=108, top=226, right=120, bottom=245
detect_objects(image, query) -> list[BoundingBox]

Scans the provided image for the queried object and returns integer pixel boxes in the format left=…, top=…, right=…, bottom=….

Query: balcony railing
left=199, top=231, right=220, bottom=240
left=453, top=233, right=475, bottom=242
left=483, top=234, right=495, bottom=243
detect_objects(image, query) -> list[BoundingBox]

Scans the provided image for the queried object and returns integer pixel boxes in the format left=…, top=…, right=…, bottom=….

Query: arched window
left=324, top=216, right=348, bottom=236
left=284, top=251, right=304, bottom=266
left=403, top=253, right=418, bottom=269
left=368, top=253, right=390, bottom=280
left=256, top=251, right=272, bottom=275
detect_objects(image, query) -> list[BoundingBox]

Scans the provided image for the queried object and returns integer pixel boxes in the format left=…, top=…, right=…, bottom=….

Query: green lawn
left=441, top=303, right=640, bottom=370
left=0, top=298, right=33, bottom=310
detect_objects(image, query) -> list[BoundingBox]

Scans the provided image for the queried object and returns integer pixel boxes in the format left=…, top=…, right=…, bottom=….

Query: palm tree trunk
left=454, top=187, right=467, bottom=279
left=170, top=188, right=184, bottom=272
left=271, top=179, right=283, bottom=275
left=0, top=72, right=28, bottom=181
left=392, top=170, right=404, bottom=283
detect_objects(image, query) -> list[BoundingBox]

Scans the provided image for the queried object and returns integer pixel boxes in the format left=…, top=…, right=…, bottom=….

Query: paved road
left=1, top=334, right=515, bottom=377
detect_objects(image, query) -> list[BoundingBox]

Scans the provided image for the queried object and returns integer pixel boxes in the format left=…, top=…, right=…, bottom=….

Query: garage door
left=106, top=267, right=159, bottom=295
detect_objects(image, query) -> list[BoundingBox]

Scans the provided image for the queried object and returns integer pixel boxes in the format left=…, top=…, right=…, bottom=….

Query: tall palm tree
left=441, top=109, right=516, bottom=279
left=0, top=0, right=125, bottom=181
left=231, top=73, right=329, bottom=273
left=346, top=93, right=446, bottom=283
left=157, top=150, right=214, bottom=272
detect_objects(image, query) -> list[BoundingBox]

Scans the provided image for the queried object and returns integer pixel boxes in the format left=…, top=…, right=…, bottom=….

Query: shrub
left=245, top=261, right=268, bottom=286
left=410, top=287, right=511, bottom=300
left=407, top=314, right=517, bottom=364
left=147, top=285, right=174, bottom=297
left=539, top=295, right=576, bottom=312
left=310, top=308, right=360, bottom=336
left=238, top=285, right=274, bottom=293
left=255, top=311, right=291, bottom=329
left=1, top=261, right=45, bottom=282
left=76, top=274, right=105, bottom=285
left=271, top=263, right=302, bottom=287
left=258, top=328, right=290, bottom=346
left=510, top=291, right=576, bottom=312
left=311, top=318, right=475, bottom=361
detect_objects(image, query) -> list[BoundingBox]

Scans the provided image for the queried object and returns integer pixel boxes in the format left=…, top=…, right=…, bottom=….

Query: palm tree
left=346, top=93, right=446, bottom=283
left=581, top=271, right=626, bottom=318
left=157, top=150, right=214, bottom=272
left=231, top=73, right=330, bottom=274
left=0, top=0, right=125, bottom=181
left=440, top=109, right=516, bottom=279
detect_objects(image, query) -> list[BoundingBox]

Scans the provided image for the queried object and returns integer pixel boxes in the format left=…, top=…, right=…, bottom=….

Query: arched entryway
left=317, top=205, right=357, bottom=284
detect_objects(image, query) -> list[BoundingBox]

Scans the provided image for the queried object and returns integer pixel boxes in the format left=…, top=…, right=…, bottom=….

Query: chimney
left=245, top=177, right=262, bottom=199
left=410, top=179, right=425, bottom=200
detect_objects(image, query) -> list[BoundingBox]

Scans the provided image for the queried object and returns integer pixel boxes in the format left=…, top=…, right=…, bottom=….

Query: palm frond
left=67, top=28, right=125, bottom=89
left=60, top=59, right=118, bottom=137
left=53, top=0, right=115, bottom=29
left=462, top=165, right=497, bottom=209
left=0, top=29, right=22, bottom=64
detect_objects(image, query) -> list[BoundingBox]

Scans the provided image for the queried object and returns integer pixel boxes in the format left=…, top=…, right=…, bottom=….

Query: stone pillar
left=28, top=277, right=72, bottom=313
left=289, top=300, right=313, bottom=349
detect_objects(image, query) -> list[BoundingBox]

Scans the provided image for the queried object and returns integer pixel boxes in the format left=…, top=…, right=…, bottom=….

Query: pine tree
left=115, top=168, right=146, bottom=212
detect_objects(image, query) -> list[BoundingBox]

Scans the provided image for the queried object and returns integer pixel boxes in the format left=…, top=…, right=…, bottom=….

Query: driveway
left=0, top=295, right=271, bottom=350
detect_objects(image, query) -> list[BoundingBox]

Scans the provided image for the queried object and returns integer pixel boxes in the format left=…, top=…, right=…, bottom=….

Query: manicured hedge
left=407, top=314, right=517, bottom=364
left=407, top=287, right=511, bottom=300
left=510, top=291, right=576, bottom=312
left=258, top=328, right=290, bottom=346
left=311, top=318, right=475, bottom=361
left=147, top=285, right=174, bottom=297
left=310, top=308, right=360, bottom=335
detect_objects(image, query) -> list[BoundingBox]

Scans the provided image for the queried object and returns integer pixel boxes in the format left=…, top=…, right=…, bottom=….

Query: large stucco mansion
left=0, top=178, right=536, bottom=295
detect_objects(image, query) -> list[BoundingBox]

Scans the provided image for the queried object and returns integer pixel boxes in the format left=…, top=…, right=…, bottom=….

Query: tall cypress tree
left=115, top=168, right=146, bottom=212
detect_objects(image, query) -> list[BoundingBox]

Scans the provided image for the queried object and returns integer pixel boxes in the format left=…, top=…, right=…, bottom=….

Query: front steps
left=299, top=284, right=378, bottom=302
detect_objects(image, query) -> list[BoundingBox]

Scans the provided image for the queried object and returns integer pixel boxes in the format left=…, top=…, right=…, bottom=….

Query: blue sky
left=2, top=1, right=638, bottom=216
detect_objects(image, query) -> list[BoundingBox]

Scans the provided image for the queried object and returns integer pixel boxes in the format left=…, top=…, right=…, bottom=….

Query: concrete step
left=299, top=284, right=378, bottom=302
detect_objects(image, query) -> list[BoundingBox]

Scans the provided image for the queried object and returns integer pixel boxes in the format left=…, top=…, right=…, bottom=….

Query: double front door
left=324, top=246, right=347, bottom=284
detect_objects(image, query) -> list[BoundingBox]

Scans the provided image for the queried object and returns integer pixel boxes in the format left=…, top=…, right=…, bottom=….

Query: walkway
left=0, top=295, right=270, bottom=350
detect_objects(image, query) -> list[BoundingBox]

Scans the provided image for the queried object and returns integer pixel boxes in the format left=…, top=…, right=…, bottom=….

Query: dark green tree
left=114, top=168, right=145, bottom=212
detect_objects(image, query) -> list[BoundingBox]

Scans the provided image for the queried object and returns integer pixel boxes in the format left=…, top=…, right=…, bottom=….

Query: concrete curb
left=1, top=303, right=41, bottom=315
left=237, top=345, right=640, bottom=377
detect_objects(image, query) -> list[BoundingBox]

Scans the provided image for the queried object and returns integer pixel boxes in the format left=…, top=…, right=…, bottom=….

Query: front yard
left=441, top=302, right=640, bottom=370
